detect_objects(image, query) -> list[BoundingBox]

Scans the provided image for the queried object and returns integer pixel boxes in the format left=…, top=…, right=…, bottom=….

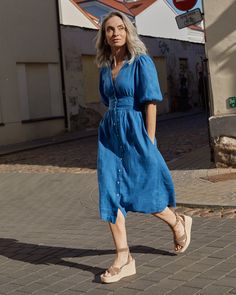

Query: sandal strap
left=116, top=247, right=129, bottom=253
left=172, top=212, right=184, bottom=229
left=105, top=258, right=131, bottom=277
left=107, top=265, right=121, bottom=276
left=172, top=212, right=187, bottom=248
left=104, top=249, right=132, bottom=277
left=174, top=233, right=187, bottom=247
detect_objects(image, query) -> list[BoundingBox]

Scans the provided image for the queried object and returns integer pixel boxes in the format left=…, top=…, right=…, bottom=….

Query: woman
left=95, top=11, right=192, bottom=284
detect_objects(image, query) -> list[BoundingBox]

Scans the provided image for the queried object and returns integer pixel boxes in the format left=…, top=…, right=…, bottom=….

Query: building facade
left=204, top=0, right=236, bottom=167
left=0, top=0, right=65, bottom=146
left=60, top=0, right=205, bottom=131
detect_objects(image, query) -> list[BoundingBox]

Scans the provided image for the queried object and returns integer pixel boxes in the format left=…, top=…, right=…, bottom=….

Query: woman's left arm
left=145, top=102, right=157, bottom=144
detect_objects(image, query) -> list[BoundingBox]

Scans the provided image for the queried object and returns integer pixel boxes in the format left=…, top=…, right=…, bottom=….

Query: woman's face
left=104, top=16, right=127, bottom=50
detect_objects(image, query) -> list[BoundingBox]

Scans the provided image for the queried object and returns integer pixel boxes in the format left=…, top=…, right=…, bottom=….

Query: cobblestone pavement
left=0, top=172, right=236, bottom=295
left=0, top=113, right=208, bottom=174
left=0, top=112, right=236, bottom=294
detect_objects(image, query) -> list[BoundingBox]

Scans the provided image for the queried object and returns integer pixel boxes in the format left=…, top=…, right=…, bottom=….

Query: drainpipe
left=55, top=0, right=69, bottom=130
left=201, top=0, right=214, bottom=162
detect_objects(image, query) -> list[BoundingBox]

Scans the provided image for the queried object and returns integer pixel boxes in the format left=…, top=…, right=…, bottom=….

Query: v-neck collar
left=110, top=60, right=128, bottom=83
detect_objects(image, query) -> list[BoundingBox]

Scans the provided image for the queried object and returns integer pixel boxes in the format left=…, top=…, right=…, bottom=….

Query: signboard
left=173, top=0, right=197, bottom=11
left=175, top=8, right=203, bottom=29
left=229, top=97, right=236, bottom=108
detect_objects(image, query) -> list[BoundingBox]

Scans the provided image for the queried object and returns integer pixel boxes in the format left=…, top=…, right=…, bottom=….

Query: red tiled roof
left=75, top=1, right=203, bottom=33
left=100, top=0, right=133, bottom=15
left=75, top=0, right=133, bottom=16
left=71, top=0, right=100, bottom=28
left=124, top=0, right=157, bottom=16
left=85, top=10, right=100, bottom=23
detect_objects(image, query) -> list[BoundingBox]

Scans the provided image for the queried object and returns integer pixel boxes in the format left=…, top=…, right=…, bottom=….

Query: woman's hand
left=145, top=102, right=157, bottom=144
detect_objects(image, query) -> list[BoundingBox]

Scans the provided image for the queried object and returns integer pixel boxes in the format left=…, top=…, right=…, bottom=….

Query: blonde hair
left=95, top=11, right=147, bottom=68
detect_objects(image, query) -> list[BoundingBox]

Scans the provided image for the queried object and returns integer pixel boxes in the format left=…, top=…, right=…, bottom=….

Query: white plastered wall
left=0, top=0, right=64, bottom=145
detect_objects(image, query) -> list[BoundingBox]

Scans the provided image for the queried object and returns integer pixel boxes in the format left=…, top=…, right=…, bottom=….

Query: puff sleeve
left=135, top=55, right=163, bottom=104
left=99, top=68, right=109, bottom=107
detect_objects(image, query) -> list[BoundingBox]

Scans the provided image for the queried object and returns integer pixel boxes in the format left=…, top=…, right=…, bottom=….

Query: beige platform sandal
left=100, top=248, right=136, bottom=283
left=172, top=212, right=192, bottom=253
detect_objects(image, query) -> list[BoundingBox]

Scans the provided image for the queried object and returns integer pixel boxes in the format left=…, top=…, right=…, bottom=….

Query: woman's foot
left=100, top=248, right=136, bottom=283
left=172, top=212, right=192, bottom=253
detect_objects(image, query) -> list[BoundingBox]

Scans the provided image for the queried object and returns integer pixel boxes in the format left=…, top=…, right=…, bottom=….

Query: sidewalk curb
left=0, top=110, right=205, bottom=157
left=0, top=129, right=98, bottom=157
left=177, top=202, right=236, bottom=209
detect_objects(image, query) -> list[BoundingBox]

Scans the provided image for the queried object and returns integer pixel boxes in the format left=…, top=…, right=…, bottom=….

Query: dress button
left=117, top=181, right=120, bottom=184
left=118, top=169, right=121, bottom=172
left=116, top=193, right=119, bottom=197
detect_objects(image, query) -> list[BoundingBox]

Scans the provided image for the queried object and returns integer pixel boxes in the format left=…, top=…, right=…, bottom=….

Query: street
left=0, top=111, right=236, bottom=294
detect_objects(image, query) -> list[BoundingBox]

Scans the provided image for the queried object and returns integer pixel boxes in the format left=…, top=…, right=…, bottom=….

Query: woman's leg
left=152, top=207, right=187, bottom=251
left=101, top=209, right=136, bottom=283
left=108, top=209, right=132, bottom=268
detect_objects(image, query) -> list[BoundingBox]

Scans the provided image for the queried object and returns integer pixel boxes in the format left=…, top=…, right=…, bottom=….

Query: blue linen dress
left=97, top=54, right=176, bottom=224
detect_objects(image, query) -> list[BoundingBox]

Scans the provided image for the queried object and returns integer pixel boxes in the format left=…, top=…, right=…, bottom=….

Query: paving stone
left=166, top=285, right=201, bottom=295
left=160, top=264, right=185, bottom=274
left=97, top=282, right=129, bottom=292
left=209, top=249, right=236, bottom=259
left=201, top=284, right=233, bottom=295
left=153, top=278, right=184, bottom=291
left=142, top=270, right=170, bottom=282
left=172, top=257, right=197, bottom=266
left=0, top=275, right=11, bottom=285
left=85, top=287, right=112, bottom=295
left=12, top=273, right=42, bottom=286
left=212, top=262, right=235, bottom=272
left=199, top=257, right=224, bottom=266
left=184, top=277, right=214, bottom=288
left=70, top=280, right=100, bottom=292
left=197, top=269, right=226, bottom=280
left=110, top=287, right=140, bottom=295
left=214, top=276, right=236, bottom=288
left=124, top=278, right=155, bottom=291
left=60, top=290, right=83, bottom=295
left=183, top=262, right=212, bottom=273
left=16, top=282, right=46, bottom=294
left=0, top=283, right=22, bottom=294
left=170, top=270, right=199, bottom=281
left=138, top=284, right=171, bottom=295
left=228, top=270, right=236, bottom=277
left=32, top=291, right=55, bottom=295
left=136, top=265, right=156, bottom=275
left=9, top=292, right=29, bottom=295
left=42, top=280, right=78, bottom=293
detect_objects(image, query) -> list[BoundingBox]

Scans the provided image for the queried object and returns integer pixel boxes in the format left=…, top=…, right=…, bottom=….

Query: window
left=17, top=63, right=64, bottom=121
left=179, top=58, right=188, bottom=73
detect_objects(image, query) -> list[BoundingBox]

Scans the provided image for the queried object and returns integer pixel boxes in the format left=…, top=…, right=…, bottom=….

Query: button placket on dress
left=112, top=72, right=124, bottom=202
left=115, top=103, right=123, bottom=200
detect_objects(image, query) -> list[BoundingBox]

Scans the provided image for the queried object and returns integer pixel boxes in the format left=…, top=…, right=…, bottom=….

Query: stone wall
left=214, top=136, right=236, bottom=168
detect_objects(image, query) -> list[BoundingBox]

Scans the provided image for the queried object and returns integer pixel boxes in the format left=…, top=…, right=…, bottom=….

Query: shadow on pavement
left=0, top=238, right=175, bottom=282
left=167, top=145, right=215, bottom=171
